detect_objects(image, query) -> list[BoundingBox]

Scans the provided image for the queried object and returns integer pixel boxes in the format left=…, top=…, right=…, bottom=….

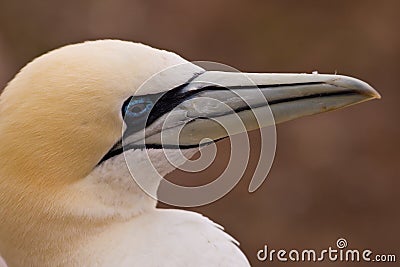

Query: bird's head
left=0, top=40, right=380, bottom=218
left=0, top=40, right=197, bottom=184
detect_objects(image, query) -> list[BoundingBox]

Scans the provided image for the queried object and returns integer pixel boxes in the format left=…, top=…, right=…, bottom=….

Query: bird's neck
left=0, top=148, right=199, bottom=266
left=0, top=155, right=158, bottom=266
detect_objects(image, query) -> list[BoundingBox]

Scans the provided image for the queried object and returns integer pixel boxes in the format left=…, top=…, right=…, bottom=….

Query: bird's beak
left=106, top=71, right=380, bottom=160
left=124, top=71, right=380, bottom=148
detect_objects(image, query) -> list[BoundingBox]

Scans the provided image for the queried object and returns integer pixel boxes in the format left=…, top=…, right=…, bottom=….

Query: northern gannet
left=0, top=40, right=379, bottom=267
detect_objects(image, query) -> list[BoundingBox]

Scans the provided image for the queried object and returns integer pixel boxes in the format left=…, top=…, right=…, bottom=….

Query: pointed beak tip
left=360, top=84, right=381, bottom=100
left=372, top=88, right=382, bottom=100
left=363, top=85, right=381, bottom=100
left=374, top=91, right=382, bottom=100
left=329, top=75, right=381, bottom=100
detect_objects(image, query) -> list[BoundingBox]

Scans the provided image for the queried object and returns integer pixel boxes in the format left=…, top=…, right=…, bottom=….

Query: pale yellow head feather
left=0, top=40, right=200, bottom=264
left=0, top=40, right=192, bottom=184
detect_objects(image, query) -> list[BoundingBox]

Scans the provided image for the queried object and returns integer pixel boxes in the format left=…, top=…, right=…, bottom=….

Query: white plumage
left=0, top=40, right=379, bottom=266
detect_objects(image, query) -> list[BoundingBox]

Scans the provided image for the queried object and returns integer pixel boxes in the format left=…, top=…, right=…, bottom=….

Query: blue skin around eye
left=125, top=98, right=154, bottom=118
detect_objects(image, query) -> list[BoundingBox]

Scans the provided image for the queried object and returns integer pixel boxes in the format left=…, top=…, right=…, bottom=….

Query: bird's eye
left=129, top=103, right=147, bottom=114
left=123, top=97, right=153, bottom=118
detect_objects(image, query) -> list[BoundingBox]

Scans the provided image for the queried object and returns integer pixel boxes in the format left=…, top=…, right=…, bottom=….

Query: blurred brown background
left=0, top=0, right=399, bottom=266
